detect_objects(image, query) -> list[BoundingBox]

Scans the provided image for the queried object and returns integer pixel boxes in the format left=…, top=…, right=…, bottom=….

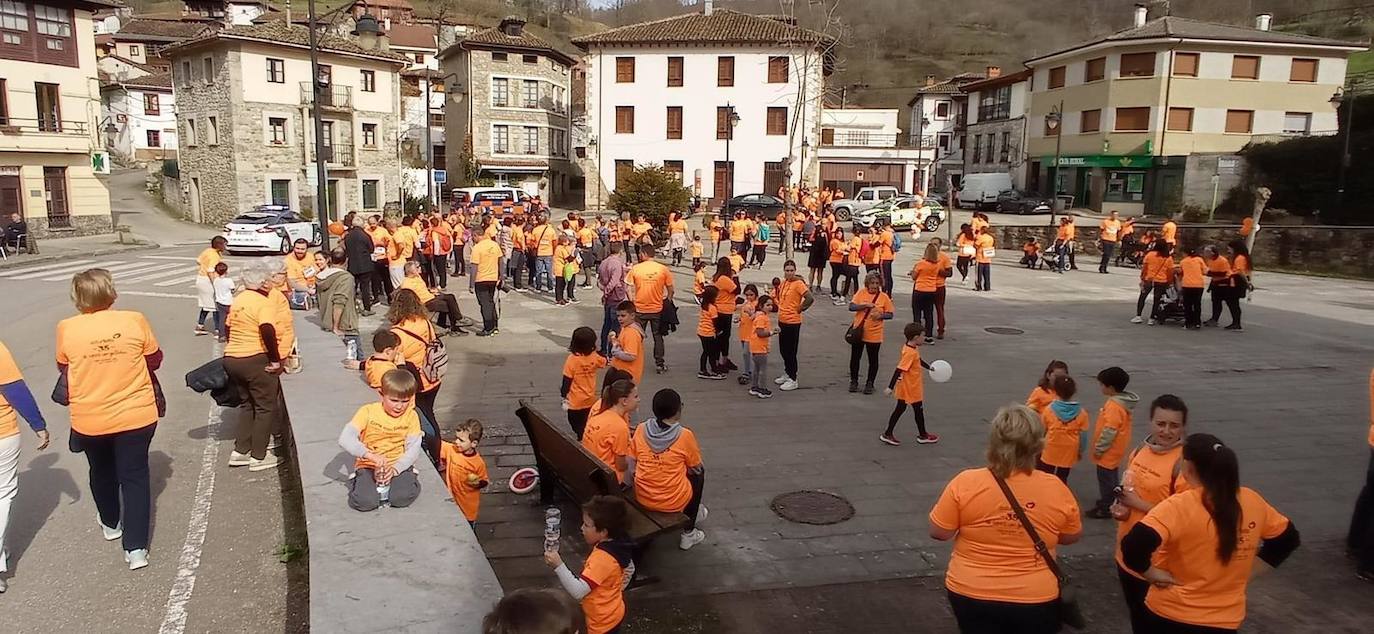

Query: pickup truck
left=832, top=186, right=904, bottom=221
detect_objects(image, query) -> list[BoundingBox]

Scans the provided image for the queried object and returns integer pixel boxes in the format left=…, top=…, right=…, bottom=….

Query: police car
left=222, top=205, right=323, bottom=255
left=852, top=196, right=946, bottom=232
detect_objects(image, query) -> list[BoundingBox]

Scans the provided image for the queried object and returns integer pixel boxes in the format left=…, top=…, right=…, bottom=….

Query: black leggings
left=848, top=340, right=880, bottom=384
left=844, top=264, right=860, bottom=296
left=946, top=589, right=1061, bottom=634
left=912, top=291, right=937, bottom=337
left=415, top=387, right=440, bottom=463
left=712, top=313, right=733, bottom=362
left=1143, top=609, right=1236, bottom=633
left=1118, top=564, right=1150, bottom=634
left=829, top=262, right=844, bottom=296
left=884, top=401, right=927, bottom=436
left=1182, top=287, right=1203, bottom=327
left=699, top=335, right=720, bottom=374
left=956, top=255, right=972, bottom=280
left=1136, top=283, right=1168, bottom=319
left=779, top=323, right=801, bottom=380
left=1208, top=284, right=1227, bottom=322
left=568, top=408, right=591, bottom=441
left=684, top=470, right=706, bottom=531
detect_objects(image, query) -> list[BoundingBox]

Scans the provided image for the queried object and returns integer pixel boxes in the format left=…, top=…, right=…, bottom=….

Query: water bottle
left=345, top=338, right=359, bottom=361
left=543, top=507, right=561, bottom=553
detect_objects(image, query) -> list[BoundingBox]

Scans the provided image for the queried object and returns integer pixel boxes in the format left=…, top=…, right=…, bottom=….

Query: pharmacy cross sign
left=91, top=151, right=110, bottom=175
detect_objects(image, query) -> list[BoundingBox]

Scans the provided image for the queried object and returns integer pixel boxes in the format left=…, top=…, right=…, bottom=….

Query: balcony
left=822, top=132, right=936, bottom=149
left=317, top=143, right=355, bottom=167
left=300, top=83, right=353, bottom=110
left=0, top=118, right=93, bottom=153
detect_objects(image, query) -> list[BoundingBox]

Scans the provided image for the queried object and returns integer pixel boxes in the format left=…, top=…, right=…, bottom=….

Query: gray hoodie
left=624, top=416, right=687, bottom=487
left=1092, top=391, right=1140, bottom=458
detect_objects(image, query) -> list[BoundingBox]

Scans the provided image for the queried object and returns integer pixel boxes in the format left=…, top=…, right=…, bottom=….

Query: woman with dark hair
left=1122, top=433, right=1300, bottom=634
left=828, top=228, right=849, bottom=303
left=709, top=257, right=739, bottom=374
left=1132, top=240, right=1174, bottom=325
left=806, top=223, right=829, bottom=292
left=955, top=224, right=976, bottom=286
left=388, top=289, right=443, bottom=461
left=1222, top=240, right=1252, bottom=331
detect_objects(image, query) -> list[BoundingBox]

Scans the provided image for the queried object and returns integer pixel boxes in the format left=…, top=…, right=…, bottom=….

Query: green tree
left=607, top=163, right=690, bottom=227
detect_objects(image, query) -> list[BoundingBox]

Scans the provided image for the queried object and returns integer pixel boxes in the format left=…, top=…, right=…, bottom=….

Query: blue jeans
left=600, top=303, right=618, bottom=356
left=739, top=340, right=753, bottom=376
left=535, top=255, right=553, bottom=291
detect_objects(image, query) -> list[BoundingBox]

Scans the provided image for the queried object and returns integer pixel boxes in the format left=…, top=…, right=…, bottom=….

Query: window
left=615, top=56, right=634, bottom=83
left=1290, top=58, right=1318, bottom=83
left=522, top=79, right=538, bottom=108
left=0, top=79, right=7, bottom=124
left=492, top=125, right=509, bottom=153
left=999, top=131, right=1010, bottom=162
left=186, top=118, right=198, bottom=145
left=0, top=2, right=27, bottom=35
left=146, top=129, right=160, bottom=147
left=1106, top=170, right=1146, bottom=203
left=413, top=53, right=424, bottom=64
left=1166, top=107, right=1193, bottom=131
left=971, top=135, right=981, bottom=163
left=1119, top=52, right=1156, bottom=77
left=937, top=133, right=950, bottom=151
left=361, top=122, right=377, bottom=147
left=1173, top=52, right=1199, bottom=77
left=1283, top=112, right=1312, bottom=134
left=208, top=116, right=219, bottom=144
left=143, top=93, right=160, bottom=116
left=129, top=45, right=140, bottom=57
left=361, top=179, right=378, bottom=209
left=268, top=116, right=287, bottom=144
left=716, top=107, right=734, bottom=139
left=524, top=126, right=539, bottom=154
left=934, top=101, right=950, bottom=119
left=663, top=160, right=684, bottom=182
left=35, top=4, right=70, bottom=52
left=523, top=54, right=537, bottom=64
left=180, top=60, right=192, bottom=85
left=615, top=106, right=634, bottom=134
left=1231, top=55, right=1260, bottom=80
left=1084, top=57, right=1105, bottom=82
left=267, top=57, right=284, bottom=83
left=766, top=107, right=787, bottom=135
left=42, top=166, right=67, bottom=227
left=492, top=52, right=507, bottom=62
left=768, top=56, right=789, bottom=83
left=717, top=56, right=734, bottom=87
left=667, top=56, right=683, bottom=87
left=35, top=82, right=58, bottom=131
left=615, top=160, right=633, bottom=189
left=1114, top=107, right=1150, bottom=131
left=492, top=78, right=508, bottom=107
left=1080, top=109, right=1101, bottom=133
left=429, top=112, right=443, bottom=128
left=1224, top=109, right=1253, bottom=133
left=977, top=86, right=1012, bottom=121
left=666, top=106, right=682, bottom=139
left=270, top=179, right=291, bottom=206
left=1047, top=66, right=1066, bottom=88
left=202, top=56, right=214, bottom=83
left=361, top=69, right=376, bottom=92
left=550, top=129, right=566, bottom=157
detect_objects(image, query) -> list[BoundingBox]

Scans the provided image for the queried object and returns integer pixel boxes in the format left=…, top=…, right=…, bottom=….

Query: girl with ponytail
left=582, top=378, right=638, bottom=483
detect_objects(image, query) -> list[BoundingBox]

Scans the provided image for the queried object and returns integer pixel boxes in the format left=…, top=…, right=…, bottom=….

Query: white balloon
left=929, top=359, right=953, bottom=383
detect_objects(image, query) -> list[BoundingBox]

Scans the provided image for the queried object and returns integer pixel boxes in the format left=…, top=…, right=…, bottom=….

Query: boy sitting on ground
left=339, top=369, right=423, bottom=511
left=1021, top=238, right=1041, bottom=269
left=544, top=496, right=635, bottom=634
left=441, top=418, right=489, bottom=525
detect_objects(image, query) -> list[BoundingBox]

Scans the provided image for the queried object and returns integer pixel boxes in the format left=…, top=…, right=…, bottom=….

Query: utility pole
left=307, top=0, right=330, bottom=249
left=425, top=72, right=433, bottom=209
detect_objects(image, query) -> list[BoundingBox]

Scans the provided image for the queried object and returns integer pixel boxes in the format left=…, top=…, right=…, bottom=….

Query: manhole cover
left=984, top=327, right=1025, bottom=335
left=770, top=491, right=854, bottom=525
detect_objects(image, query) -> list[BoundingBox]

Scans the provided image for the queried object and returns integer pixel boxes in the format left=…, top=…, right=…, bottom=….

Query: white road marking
left=0, top=258, right=95, bottom=275
left=11, top=260, right=126, bottom=280
left=153, top=275, right=199, bottom=287
left=138, top=255, right=200, bottom=262
left=37, top=260, right=156, bottom=281
left=111, top=263, right=177, bottom=279
left=121, top=266, right=196, bottom=284
left=121, top=290, right=197, bottom=300
left=158, top=342, right=223, bottom=634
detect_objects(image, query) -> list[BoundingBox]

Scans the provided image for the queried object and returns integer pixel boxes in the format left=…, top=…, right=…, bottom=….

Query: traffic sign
left=433, top=169, right=447, bottom=184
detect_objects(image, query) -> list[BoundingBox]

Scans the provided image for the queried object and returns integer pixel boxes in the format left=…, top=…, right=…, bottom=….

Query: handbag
left=844, top=306, right=872, bottom=346
left=991, top=470, right=1087, bottom=630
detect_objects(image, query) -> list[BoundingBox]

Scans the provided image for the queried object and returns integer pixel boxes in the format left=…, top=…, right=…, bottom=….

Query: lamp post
left=307, top=0, right=332, bottom=249
left=1331, top=87, right=1356, bottom=211
left=916, top=116, right=929, bottom=194
left=1045, top=101, right=1064, bottom=227
left=723, top=103, right=740, bottom=202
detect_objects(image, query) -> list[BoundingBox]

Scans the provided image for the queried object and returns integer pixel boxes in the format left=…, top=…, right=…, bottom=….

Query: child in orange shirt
left=561, top=327, right=608, bottom=440
left=1021, top=238, right=1041, bottom=269
left=440, top=419, right=489, bottom=525
left=544, top=496, right=635, bottom=634
left=692, top=260, right=708, bottom=302
left=696, top=286, right=724, bottom=380
left=882, top=322, right=938, bottom=446
left=747, top=295, right=775, bottom=399
left=340, top=369, right=424, bottom=511
left=690, top=233, right=705, bottom=269
left=608, top=301, right=645, bottom=385
left=355, top=329, right=441, bottom=466
left=1027, top=360, right=1069, bottom=413
left=1037, top=375, right=1090, bottom=484
left=736, top=284, right=760, bottom=386
left=627, top=389, right=707, bottom=550
left=1087, top=367, right=1138, bottom=519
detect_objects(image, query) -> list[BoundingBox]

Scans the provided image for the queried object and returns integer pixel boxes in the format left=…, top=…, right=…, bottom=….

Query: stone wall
left=27, top=213, right=113, bottom=238
left=172, top=47, right=242, bottom=225
left=989, top=222, right=1374, bottom=278
left=162, top=174, right=185, bottom=217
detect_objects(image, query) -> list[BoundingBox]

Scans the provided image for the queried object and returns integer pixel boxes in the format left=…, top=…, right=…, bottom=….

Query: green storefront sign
left=1043, top=154, right=1154, bottom=168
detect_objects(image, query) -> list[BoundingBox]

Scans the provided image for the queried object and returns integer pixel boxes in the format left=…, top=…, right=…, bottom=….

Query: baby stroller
left=1154, top=279, right=1187, bottom=325
left=1117, top=235, right=1147, bottom=268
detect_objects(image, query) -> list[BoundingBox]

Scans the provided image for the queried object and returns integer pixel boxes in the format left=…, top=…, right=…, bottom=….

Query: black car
left=995, top=190, right=1053, bottom=214
left=722, top=193, right=785, bottom=217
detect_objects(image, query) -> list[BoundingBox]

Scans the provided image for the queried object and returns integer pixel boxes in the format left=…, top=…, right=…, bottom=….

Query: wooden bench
left=515, top=400, right=688, bottom=549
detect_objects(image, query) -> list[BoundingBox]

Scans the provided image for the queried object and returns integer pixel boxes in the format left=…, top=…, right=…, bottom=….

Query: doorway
left=189, top=176, right=203, bottom=222
left=326, top=179, right=340, bottom=218
left=43, top=167, right=69, bottom=228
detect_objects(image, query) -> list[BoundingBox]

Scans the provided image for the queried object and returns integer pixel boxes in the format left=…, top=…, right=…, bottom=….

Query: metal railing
left=318, top=143, right=355, bottom=167
left=823, top=131, right=937, bottom=149
left=0, top=118, right=89, bottom=135
left=300, top=83, right=353, bottom=109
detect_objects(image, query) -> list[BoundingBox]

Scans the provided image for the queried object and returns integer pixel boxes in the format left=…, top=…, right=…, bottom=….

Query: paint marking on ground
left=121, top=290, right=197, bottom=300
left=0, top=258, right=97, bottom=277
left=138, top=255, right=200, bottom=262
left=36, top=260, right=155, bottom=281
left=121, top=267, right=197, bottom=285
left=153, top=275, right=199, bottom=287
left=110, top=263, right=178, bottom=279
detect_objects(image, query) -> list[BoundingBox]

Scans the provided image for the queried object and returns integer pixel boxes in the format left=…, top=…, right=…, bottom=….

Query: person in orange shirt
left=970, top=212, right=990, bottom=234
left=544, top=496, right=636, bottom=634
left=400, top=261, right=468, bottom=336
left=689, top=233, right=704, bottom=269
left=668, top=211, right=689, bottom=267
left=282, top=238, right=319, bottom=307
left=774, top=261, right=813, bottom=391
left=388, top=289, right=443, bottom=460
left=1203, top=245, right=1232, bottom=328
left=882, top=322, right=939, bottom=445
left=583, top=379, right=637, bottom=482
left=561, top=327, right=609, bottom=439
left=708, top=215, right=724, bottom=259
left=1220, top=240, right=1252, bottom=331
left=1099, top=210, right=1123, bottom=273
left=694, top=286, right=726, bottom=380
left=339, top=369, right=424, bottom=512
left=608, top=301, right=645, bottom=385
left=954, top=224, right=976, bottom=285
left=425, top=216, right=453, bottom=289
left=223, top=264, right=285, bottom=474
left=1122, top=434, right=1300, bottom=633
left=365, top=216, right=395, bottom=298
left=929, top=404, right=1081, bottom=631
left=909, top=243, right=946, bottom=343
left=553, top=235, right=578, bottom=306
left=1178, top=246, right=1207, bottom=329
left=847, top=272, right=895, bottom=394
left=709, top=258, right=740, bottom=375
left=973, top=228, right=996, bottom=291
left=627, top=389, right=708, bottom=550
left=1160, top=218, right=1178, bottom=252
left=531, top=217, right=558, bottom=292
left=1027, top=360, right=1069, bottom=414
left=470, top=232, right=503, bottom=336
left=1350, top=370, right=1374, bottom=582
left=734, top=284, right=760, bottom=385
left=1036, top=375, right=1089, bottom=484
left=844, top=231, right=864, bottom=295
left=195, top=236, right=227, bottom=336
left=0, top=339, right=49, bottom=587
left=929, top=237, right=953, bottom=339
left=625, top=244, right=674, bottom=374
left=747, top=295, right=775, bottom=398
left=440, top=418, right=489, bottom=524
left=876, top=224, right=897, bottom=294
left=1133, top=241, right=1174, bottom=325
left=1086, top=367, right=1138, bottom=520
left=827, top=227, right=849, bottom=303
left=1052, top=217, right=1074, bottom=273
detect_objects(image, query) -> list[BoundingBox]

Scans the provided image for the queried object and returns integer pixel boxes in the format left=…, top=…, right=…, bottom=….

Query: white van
left=958, top=173, right=1013, bottom=210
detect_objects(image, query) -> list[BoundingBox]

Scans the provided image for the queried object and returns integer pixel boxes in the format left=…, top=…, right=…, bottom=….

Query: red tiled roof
left=571, top=9, right=829, bottom=48
left=122, top=72, right=174, bottom=89
left=113, top=18, right=213, bottom=40
left=440, top=20, right=575, bottom=66
left=163, top=21, right=410, bottom=63
left=386, top=23, right=436, bottom=50
left=959, top=69, right=1032, bottom=92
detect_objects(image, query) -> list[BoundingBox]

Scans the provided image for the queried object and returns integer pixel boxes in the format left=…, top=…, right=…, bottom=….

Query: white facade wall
left=910, top=93, right=960, bottom=149
left=237, top=46, right=396, bottom=113
left=103, top=87, right=179, bottom=158
left=821, top=108, right=899, bottom=146
left=584, top=45, right=822, bottom=199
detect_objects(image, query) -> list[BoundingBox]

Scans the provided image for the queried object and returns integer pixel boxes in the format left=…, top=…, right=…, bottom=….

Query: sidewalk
left=0, top=232, right=158, bottom=270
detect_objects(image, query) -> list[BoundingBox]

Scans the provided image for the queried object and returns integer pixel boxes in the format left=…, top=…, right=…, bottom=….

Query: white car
left=222, top=206, right=323, bottom=255
left=853, top=196, right=946, bottom=232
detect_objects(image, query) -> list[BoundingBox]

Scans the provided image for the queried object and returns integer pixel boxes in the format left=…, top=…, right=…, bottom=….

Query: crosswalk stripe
left=154, top=274, right=199, bottom=287
left=11, top=260, right=126, bottom=280
left=138, top=255, right=200, bottom=262
left=0, top=259, right=97, bottom=278
left=37, top=260, right=157, bottom=281
left=112, top=263, right=179, bottom=279
left=121, top=266, right=196, bottom=284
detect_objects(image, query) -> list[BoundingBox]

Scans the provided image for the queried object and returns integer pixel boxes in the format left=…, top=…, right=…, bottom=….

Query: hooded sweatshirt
left=315, top=267, right=358, bottom=335
left=1091, top=391, right=1140, bottom=469
left=1040, top=400, right=1090, bottom=469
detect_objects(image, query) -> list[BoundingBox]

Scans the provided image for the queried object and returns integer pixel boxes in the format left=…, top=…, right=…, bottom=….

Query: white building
left=572, top=6, right=830, bottom=210
left=818, top=108, right=929, bottom=195
left=101, top=73, right=179, bottom=160
left=960, top=69, right=1032, bottom=189
left=907, top=70, right=991, bottom=191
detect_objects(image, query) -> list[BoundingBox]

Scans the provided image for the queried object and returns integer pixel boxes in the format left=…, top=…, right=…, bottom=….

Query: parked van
left=451, top=186, right=533, bottom=215
left=957, top=173, right=1013, bottom=210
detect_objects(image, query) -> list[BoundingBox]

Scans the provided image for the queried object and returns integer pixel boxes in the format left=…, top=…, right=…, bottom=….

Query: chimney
left=1255, top=13, right=1272, bottom=31
left=1132, top=3, right=1147, bottom=28
left=986, top=65, right=1001, bottom=79
left=924, top=74, right=936, bottom=87
left=704, top=0, right=714, bottom=16
left=284, top=0, right=290, bottom=26
left=352, top=13, right=381, bottom=50
left=500, top=16, right=525, bottom=37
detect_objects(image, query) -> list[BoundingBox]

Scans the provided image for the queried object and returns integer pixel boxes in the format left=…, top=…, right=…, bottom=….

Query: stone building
left=960, top=68, right=1032, bottom=189
left=438, top=17, right=576, bottom=203
left=163, top=21, right=408, bottom=225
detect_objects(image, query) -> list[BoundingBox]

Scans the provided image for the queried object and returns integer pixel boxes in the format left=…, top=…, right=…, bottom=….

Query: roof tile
left=165, top=21, right=410, bottom=63
left=1031, top=16, right=1367, bottom=63
left=113, top=18, right=213, bottom=40
left=571, top=9, right=828, bottom=47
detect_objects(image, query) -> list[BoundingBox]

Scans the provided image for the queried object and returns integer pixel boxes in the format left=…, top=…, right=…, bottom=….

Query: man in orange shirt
left=471, top=231, right=503, bottom=336
left=1099, top=211, right=1122, bottom=273
left=625, top=244, right=674, bottom=374
left=974, top=228, right=996, bottom=291
left=283, top=238, right=319, bottom=308
left=1178, top=247, right=1207, bottom=329
left=531, top=215, right=558, bottom=293
left=1133, top=241, right=1175, bottom=325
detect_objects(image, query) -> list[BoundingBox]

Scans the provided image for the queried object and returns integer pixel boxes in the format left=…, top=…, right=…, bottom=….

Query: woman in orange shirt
left=1027, top=360, right=1069, bottom=413
left=1221, top=240, right=1252, bottom=331
left=929, top=404, right=1081, bottom=631
left=827, top=228, right=849, bottom=303
left=847, top=272, right=895, bottom=394
left=1178, top=246, right=1207, bottom=329
left=710, top=258, right=740, bottom=375
left=955, top=224, right=976, bottom=285
left=1133, top=241, right=1174, bottom=325
left=973, top=228, right=996, bottom=292
left=930, top=237, right=952, bottom=339
left=910, top=243, right=945, bottom=343
left=1203, top=245, right=1231, bottom=327
left=388, top=289, right=443, bottom=461
left=696, top=286, right=724, bottom=380
left=735, top=284, right=760, bottom=385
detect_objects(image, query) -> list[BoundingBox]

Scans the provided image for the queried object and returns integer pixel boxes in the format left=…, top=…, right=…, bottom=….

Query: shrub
left=607, top=163, right=690, bottom=227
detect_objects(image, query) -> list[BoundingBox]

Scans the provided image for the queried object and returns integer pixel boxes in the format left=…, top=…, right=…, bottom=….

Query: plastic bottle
left=345, top=338, right=359, bottom=361
left=543, top=507, right=561, bottom=552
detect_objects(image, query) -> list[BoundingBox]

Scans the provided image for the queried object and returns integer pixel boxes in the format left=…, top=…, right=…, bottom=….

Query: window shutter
left=1048, top=66, right=1066, bottom=88
left=667, top=56, right=683, bottom=87
left=1224, top=110, right=1253, bottom=134
left=1289, top=58, right=1317, bottom=83
left=1166, top=108, right=1193, bottom=131
left=1231, top=55, right=1260, bottom=80
left=766, top=107, right=787, bottom=135
left=718, top=56, right=734, bottom=87
left=616, top=57, right=635, bottom=83
left=666, top=106, right=682, bottom=139
left=1120, top=53, right=1156, bottom=77
left=1114, top=107, right=1150, bottom=132
left=1172, top=52, right=1199, bottom=77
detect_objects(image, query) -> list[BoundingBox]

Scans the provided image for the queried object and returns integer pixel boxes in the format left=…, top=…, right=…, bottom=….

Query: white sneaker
left=267, top=436, right=282, bottom=451
left=779, top=379, right=799, bottom=392
left=695, top=505, right=709, bottom=526
left=1147, top=319, right=1156, bottom=326
left=248, top=455, right=280, bottom=472
left=1130, top=316, right=1143, bottom=324
left=774, top=375, right=788, bottom=385
left=679, top=528, right=706, bottom=550
left=124, top=549, right=149, bottom=571
left=227, top=451, right=253, bottom=467
left=99, top=516, right=123, bottom=541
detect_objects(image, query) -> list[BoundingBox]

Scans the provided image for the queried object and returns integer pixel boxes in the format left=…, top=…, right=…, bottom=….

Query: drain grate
left=770, top=490, right=855, bottom=525
left=984, top=326, right=1025, bottom=335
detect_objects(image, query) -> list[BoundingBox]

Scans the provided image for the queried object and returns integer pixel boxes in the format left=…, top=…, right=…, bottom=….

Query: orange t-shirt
left=1141, top=252, right=1174, bottom=284
left=935, top=253, right=952, bottom=288
left=1039, top=404, right=1089, bottom=469
left=697, top=303, right=718, bottom=338
left=510, top=225, right=525, bottom=251
left=368, top=226, right=392, bottom=252
left=580, top=546, right=628, bottom=634
left=713, top=275, right=738, bottom=315
left=692, top=269, right=706, bottom=295
left=563, top=353, right=608, bottom=410
left=392, top=225, right=418, bottom=260
left=849, top=288, right=894, bottom=344
left=224, top=290, right=276, bottom=358
left=893, top=344, right=924, bottom=404
left=472, top=239, right=502, bottom=282
left=1026, top=386, right=1055, bottom=414
left=582, top=409, right=630, bottom=483
left=578, top=227, right=596, bottom=248
left=610, top=323, right=644, bottom=384
left=533, top=224, right=557, bottom=257
left=729, top=219, right=749, bottom=242
left=196, top=247, right=222, bottom=278
left=626, top=261, right=673, bottom=314
left=975, top=234, right=996, bottom=264
left=878, top=229, right=896, bottom=261
left=1100, top=219, right=1122, bottom=242
left=829, top=238, right=847, bottom=264
left=957, top=234, right=976, bottom=259
left=348, top=401, right=421, bottom=471
left=748, top=312, right=771, bottom=354
left=392, top=317, right=440, bottom=391
left=56, top=308, right=160, bottom=434
left=1179, top=256, right=1206, bottom=288
left=554, top=244, right=577, bottom=276
left=846, top=237, right=863, bottom=267
left=0, top=341, right=27, bottom=439
left=690, top=241, right=704, bottom=258
left=971, top=217, right=989, bottom=234
left=1141, top=487, right=1289, bottom=629
left=1090, top=398, right=1133, bottom=469
left=776, top=278, right=808, bottom=325
left=1207, top=257, right=1232, bottom=286
left=738, top=298, right=757, bottom=344
left=1114, top=443, right=1189, bottom=577
left=399, top=276, right=436, bottom=304
left=284, top=251, right=319, bottom=287
left=1232, top=254, right=1252, bottom=277
left=269, top=289, right=296, bottom=360
left=929, top=468, right=1082, bottom=604
left=441, top=443, right=488, bottom=521
left=728, top=252, right=745, bottom=275
left=912, top=259, right=942, bottom=293
left=629, top=423, right=702, bottom=513
left=362, top=356, right=398, bottom=389
left=862, top=236, right=882, bottom=266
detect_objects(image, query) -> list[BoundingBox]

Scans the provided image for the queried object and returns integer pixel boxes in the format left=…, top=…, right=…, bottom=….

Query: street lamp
left=723, top=103, right=740, bottom=202
left=1045, top=101, right=1065, bottom=226
left=915, top=115, right=930, bottom=194
left=1331, top=88, right=1356, bottom=210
